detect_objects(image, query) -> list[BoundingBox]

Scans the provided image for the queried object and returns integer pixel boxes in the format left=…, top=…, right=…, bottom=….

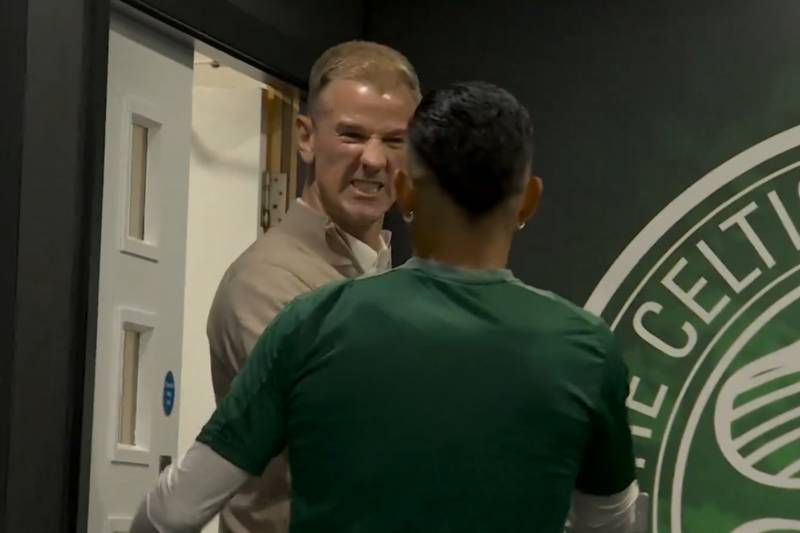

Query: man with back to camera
left=205, top=41, right=421, bottom=533
left=131, top=81, right=644, bottom=533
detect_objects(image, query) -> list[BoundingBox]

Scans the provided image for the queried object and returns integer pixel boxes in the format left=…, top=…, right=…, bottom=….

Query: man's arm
left=130, top=443, right=250, bottom=533
left=207, top=265, right=312, bottom=400
left=567, top=481, right=643, bottom=533
left=568, top=330, right=643, bottom=533
left=132, top=302, right=304, bottom=533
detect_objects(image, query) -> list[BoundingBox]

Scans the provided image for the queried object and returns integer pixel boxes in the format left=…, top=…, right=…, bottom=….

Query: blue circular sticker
left=163, top=371, right=175, bottom=416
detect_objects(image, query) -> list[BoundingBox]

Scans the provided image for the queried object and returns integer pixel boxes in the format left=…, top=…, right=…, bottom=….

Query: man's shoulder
left=278, top=267, right=406, bottom=324
left=226, top=228, right=307, bottom=277
left=222, top=228, right=341, bottom=289
left=511, top=280, right=606, bottom=326
left=266, top=276, right=354, bottom=334
left=505, top=280, right=615, bottom=351
left=208, top=230, right=324, bottom=326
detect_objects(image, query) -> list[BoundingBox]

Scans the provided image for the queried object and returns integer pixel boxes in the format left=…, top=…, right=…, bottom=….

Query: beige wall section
left=180, top=81, right=264, bottom=532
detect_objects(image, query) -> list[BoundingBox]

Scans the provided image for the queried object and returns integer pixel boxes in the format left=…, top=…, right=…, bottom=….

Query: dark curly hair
left=408, top=81, right=534, bottom=217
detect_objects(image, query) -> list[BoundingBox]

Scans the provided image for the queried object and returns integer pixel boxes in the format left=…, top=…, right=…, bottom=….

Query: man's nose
left=360, top=138, right=388, bottom=175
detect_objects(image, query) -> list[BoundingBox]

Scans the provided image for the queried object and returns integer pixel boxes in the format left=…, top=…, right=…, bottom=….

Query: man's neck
left=410, top=197, right=515, bottom=271
left=300, top=188, right=384, bottom=251
left=413, top=227, right=511, bottom=271
left=345, top=223, right=384, bottom=251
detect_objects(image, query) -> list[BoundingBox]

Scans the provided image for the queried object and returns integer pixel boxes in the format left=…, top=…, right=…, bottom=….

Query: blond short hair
left=308, top=41, right=421, bottom=113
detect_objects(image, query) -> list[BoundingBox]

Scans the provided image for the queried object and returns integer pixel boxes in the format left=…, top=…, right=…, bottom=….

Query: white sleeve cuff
left=567, top=480, right=646, bottom=533
left=131, top=441, right=250, bottom=533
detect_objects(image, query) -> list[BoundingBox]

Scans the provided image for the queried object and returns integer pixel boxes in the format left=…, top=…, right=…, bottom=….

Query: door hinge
left=262, top=172, right=288, bottom=231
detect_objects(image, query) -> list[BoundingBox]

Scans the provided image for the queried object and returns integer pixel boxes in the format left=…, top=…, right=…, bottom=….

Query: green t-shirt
left=197, top=258, right=636, bottom=533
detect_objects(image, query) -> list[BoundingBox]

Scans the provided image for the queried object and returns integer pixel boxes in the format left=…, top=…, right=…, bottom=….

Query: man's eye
left=385, top=137, right=405, bottom=146
left=340, top=132, right=365, bottom=142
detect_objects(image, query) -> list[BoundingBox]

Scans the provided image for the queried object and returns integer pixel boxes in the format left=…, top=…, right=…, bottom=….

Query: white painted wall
left=180, top=87, right=263, bottom=532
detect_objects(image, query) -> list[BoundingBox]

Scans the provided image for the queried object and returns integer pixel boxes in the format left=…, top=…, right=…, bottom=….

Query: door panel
left=88, top=13, right=194, bottom=532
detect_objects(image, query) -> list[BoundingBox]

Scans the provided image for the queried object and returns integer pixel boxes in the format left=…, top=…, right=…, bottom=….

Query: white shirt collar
left=343, top=232, right=387, bottom=274
left=296, top=198, right=388, bottom=273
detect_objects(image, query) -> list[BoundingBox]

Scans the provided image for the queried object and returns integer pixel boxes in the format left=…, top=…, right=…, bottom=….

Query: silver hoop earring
left=517, top=222, right=526, bottom=230
left=402, top=210, right=415, bottom=223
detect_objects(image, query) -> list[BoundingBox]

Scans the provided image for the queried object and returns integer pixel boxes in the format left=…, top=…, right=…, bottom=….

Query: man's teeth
left=352, top=181, right=382, bottom=193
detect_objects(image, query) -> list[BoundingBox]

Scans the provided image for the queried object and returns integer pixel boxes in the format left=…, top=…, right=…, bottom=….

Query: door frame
left=0, top=1, right=111, bottom=531
left=0, top=1, right=359, bottom=531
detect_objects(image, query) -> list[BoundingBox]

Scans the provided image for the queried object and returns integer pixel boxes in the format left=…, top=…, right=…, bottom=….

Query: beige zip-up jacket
left=207, top=200, right=391, bottom=533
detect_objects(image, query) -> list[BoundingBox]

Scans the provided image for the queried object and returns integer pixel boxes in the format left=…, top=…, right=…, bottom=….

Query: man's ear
left=394, top=169, right=415, bottom=217
left=517, top=175, right=543, bottom=227
left=296, top=114, right=315, bottom=164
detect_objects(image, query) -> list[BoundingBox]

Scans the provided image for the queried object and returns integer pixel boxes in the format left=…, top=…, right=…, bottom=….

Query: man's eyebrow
left=382, top=128, right=407, bottom=137
left=332, top=121, right=407, bottom=137
left=334, top=120, right=368, bottom=131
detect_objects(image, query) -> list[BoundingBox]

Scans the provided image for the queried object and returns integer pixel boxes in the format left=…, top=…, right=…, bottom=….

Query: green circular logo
left=586, top=126, right=800, bottom=533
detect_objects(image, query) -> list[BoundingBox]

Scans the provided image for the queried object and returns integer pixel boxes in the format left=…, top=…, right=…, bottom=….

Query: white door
left=88, top=13, right=194, bottom=533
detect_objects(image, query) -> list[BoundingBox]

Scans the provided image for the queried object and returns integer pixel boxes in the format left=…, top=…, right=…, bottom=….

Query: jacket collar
left=279, top=200, right=392, bottom=275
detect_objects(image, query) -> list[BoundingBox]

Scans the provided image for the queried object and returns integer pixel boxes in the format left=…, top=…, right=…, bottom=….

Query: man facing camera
left=206, top=41, right=421, bottom=533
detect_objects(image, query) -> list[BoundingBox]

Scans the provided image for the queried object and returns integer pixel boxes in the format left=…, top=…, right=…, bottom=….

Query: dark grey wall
left=366, top=1, right=800, bottom=303
left=0, top=0, right=27, bottom=527
left=230, top=0, right=365, bottom=47
left=124, top=0, right=365, bottom=86
left=0, top=0, right=110, bottom=531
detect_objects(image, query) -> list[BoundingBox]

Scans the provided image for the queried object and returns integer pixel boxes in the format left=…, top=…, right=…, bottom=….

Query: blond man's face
left=298, top=78, right=418, bottom=233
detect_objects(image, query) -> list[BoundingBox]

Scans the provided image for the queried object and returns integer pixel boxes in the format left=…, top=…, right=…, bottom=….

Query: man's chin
left=338, top=204, right=388, bottom=231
